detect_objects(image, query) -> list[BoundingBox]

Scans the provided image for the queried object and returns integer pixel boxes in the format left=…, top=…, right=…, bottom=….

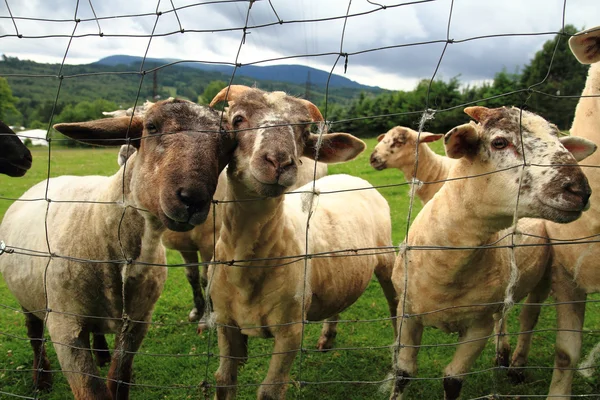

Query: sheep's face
left=53, top=99, right=235, bottom=232
left=445, top=106, right=596, bottom=224
left=214, top=87, right=365, bottom=198
left=0, top=121, right=32, bottom=177
left=131, top=100, right=235, bottom=231
left=369, top=126, right=443, bottom=171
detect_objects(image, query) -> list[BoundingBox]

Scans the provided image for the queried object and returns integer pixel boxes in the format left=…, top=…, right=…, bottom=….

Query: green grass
left=1, top=143, right=599, bottom=399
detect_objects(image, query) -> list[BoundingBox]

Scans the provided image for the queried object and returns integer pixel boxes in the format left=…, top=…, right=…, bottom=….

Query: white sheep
left=206, top=85, right=398, bottom=399
left=102, top=99, right=154, bottom=118
left=531, top=25, right=600, bottom=398
left=370, top=126, right=450, bottom=204
left=0, top=120, right=32, bottom=177
left=162, top=158, right=327, bottom=323
left=369, top=124, right=533, bottom=370
left=0, top=99, right=233, bottom=399
left=390, top=106, right=596, bottom=400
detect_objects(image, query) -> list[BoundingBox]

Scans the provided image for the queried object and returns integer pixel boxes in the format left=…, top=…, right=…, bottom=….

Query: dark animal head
left=53, top=98, right=235, bottom=232
left=0, top=121, right=32, bottom=177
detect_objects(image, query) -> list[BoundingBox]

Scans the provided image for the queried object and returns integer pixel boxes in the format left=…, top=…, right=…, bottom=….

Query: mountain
left=94, top=55, right=378, bottom=90
left=0, top=55, right=386, bottom=128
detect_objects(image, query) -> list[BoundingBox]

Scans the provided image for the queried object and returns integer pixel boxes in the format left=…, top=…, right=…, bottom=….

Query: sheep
left=206, top=85, right=398, bottom=399
left=370, top=126, right=451, bottom=204
left=102, top=100, right=154, bottom=118
left=0, top=98, right=234, bottom=399
left=162, top=157, right=327, bottom=323
left=369, top=125, right=528, bottom=369
left=390, top=105, right=596, bottom=400
left=526, top=25, right=600, bottom=399
left=0, top=120, right=32, bottom=177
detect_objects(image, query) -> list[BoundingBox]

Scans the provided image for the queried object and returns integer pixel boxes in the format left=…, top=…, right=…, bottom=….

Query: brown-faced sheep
left=0, top=99, right=234, bottom=399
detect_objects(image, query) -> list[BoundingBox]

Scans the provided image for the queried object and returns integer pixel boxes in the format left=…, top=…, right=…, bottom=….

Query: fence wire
left=0, top=0, right=599, bottom=399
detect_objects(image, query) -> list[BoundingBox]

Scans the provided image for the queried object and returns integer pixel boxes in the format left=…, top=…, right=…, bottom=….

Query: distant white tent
left=18, top=129, right=49, bottom=147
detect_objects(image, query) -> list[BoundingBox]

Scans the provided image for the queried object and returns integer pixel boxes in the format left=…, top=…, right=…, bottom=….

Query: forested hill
left=0, top=56, right=385, bottom=128
left=95, top=55, right=376, bottom=90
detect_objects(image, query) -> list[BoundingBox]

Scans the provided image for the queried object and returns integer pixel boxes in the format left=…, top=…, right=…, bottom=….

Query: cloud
left=1, top=0, right=597, bottom=90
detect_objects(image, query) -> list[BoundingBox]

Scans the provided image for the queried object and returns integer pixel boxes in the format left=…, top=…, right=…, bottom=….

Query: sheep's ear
left=53, top=116, right=144, bottom=148
left=418, top=132, right=444, bottom=144
left=464, top=106, right=491, bottom=122
left=569, top=26, right=600, bottom=65
left=117, top=144, right=137, bottom=166
left=377, top=134, right=385, bottom=142
left=298, top=99, right=324, bottom=122
left=209, top=85, right=252, bottom=107
left=303, top=132, right=366, bottom=163
left=444, top=123, right=480, bottom=159
left=560, top=136, right=597, bottom=162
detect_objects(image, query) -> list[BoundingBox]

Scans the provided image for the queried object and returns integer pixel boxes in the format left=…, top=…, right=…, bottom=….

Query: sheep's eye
left=301, top=128, right=310, bottom=140
left=146, top=123, right=158, bottom=134
left=491, top=137, right=509, bottom=149
left=232, top=115, right=244, bottom=127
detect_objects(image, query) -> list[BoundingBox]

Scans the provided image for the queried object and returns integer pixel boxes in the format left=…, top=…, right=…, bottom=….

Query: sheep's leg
left=374, top=255, right=399, bottom=337
left=196, top=245, right=214, bottom=334
left=256, top=327, right=302, bottom=400
left=493, top=318, right=510, bottom=368
left=443, top=323, right=494, bottom=400
left=182, top=250, right=204, bottom=322
left=198, top=244, right=212, bottom=290
left=47, top=316, right=110, bottom=400
left=92, top=333, right=111, bottom=367
left=508, top=272, right=551, bottom=383
left=317, top=315, right=338, bottom=351
left=107, top=320, right=149, bottom=400
left=390, top=315, right=423, bottom=400
left=23, top=310, right=52, bottom=391
left=215, top=325, right=247, bottom=400
left=548, top=274, right=586, bottom=399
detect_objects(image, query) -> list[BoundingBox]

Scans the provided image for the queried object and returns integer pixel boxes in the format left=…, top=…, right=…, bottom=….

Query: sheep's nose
left=563, top=179, right=592, bottom=207
left=265, top=153, right=294, bottom=172
left=176, top=187, right=209, bottom=216
left=370, top=153, right=378, bottom=164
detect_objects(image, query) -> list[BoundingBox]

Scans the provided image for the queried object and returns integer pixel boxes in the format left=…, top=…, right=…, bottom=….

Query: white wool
left=578, top=341, right=600, bottom=378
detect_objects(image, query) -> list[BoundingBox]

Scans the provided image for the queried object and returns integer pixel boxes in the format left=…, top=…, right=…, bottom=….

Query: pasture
left=0, top=142, right=599, bottom=399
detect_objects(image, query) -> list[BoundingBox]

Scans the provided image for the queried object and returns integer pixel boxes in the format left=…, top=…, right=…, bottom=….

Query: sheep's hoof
left=316, top=334, right=336, bottom=351
left=33, top=370, right=53, bottom=392
left=197, top=318, right=208, bottom=335
left=94, top=349, right=112, bottom=367
left=188, top=307, right=200, bottom=322
left=443, top=376, right=463, bottom=400
left=494, top=348, right=510, bottom=368
left=507, top=367, right=526, bottom=384
left=391, top=370, right=411, bottom=399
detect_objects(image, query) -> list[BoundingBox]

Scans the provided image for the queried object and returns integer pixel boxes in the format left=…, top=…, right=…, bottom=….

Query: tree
left=475, top=69, right=524, bottom=108
left=0, top=77, right=21, bottom=124
left=199, top=80, right=227, bottom=105
left=520, top=25, right=588, bottom=129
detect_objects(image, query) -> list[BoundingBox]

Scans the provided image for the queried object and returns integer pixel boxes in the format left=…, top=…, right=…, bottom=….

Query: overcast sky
left=0, top=0, right=597, bottom=90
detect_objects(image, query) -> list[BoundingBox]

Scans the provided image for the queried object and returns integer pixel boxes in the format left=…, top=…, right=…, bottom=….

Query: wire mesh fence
left=0, top=0, right=599, bottom=399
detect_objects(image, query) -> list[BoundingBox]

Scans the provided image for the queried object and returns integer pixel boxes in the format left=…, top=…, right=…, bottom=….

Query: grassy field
left=0, top=143, right=599, bottom=399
